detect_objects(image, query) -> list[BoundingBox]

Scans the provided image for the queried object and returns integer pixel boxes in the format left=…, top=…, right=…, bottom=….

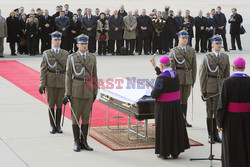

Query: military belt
left=176, top=67, right=191, bottom=71
left=73, top=76, right=92, bottom=82
left=208, top=74, right=223, bottom=80
left=48, top=69, right=65, bottom=74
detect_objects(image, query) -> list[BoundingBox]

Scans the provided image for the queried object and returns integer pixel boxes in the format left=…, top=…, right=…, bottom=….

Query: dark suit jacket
left=194, top=16, right=207, bottom=34
left=26, top=22, right=37, bottom=39
left=55, top=16, right=70, bottom=36
left=109, top=15, right=124, bottom=40
left=213, top=12, right=227, bottom=35
left=81, top=15, right=97, bottom=37
left=65, top=10, right=73, bottom=19
left=40, top=15, right=53, bottom=40
left=228, top=13, right=243, bottom=35
left=70, top=19, right=81, bottom=39
left=136, top=15, right=152, bottom=38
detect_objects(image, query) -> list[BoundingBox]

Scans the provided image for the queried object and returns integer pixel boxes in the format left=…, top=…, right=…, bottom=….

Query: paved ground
left=0, top=0, right=250, bottom=167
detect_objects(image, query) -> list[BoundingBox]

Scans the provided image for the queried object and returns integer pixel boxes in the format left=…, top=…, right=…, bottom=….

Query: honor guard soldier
left=199, top=34, right=230, bottom=144
left=63, top=34, right=98, bottom=152
left=39, top=31, right=69, bottom=134
left=151, top=30, right=197, bottom=127
left=169, top=30, right=197, bottom=127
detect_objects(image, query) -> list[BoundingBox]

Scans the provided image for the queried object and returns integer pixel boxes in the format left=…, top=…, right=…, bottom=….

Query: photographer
left=228, top=8, right=243, bottom=51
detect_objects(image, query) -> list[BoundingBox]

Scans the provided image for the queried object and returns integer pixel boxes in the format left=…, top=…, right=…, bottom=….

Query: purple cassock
left=217, top=71, right=250, bottom=167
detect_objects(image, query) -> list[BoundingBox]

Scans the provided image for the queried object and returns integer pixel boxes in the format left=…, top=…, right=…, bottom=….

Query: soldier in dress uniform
left=199, top=34, right=230, bottom=144
left=169, top=30, right=197, bottom=127
left=39, top=31, right=69, bottom=134
left=63, top=34, right=98, bottom=152
left=151, top=30, right=196, bottom=127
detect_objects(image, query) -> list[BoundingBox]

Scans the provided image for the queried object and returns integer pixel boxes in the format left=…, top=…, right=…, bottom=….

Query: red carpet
left=0, top=60, right=134, bottom=127
left=0, top=60, right=204, bottom=151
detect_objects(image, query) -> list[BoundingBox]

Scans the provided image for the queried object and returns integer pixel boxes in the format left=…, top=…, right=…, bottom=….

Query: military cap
left=75, top=34, right=89, bottom=43
left=178, top=30, right=189, bottom=38
left=211, top=34, right=223, bottom=43
left=50, top=31, right=62, bottom=39
left=14, top=8, right=19, bottom=12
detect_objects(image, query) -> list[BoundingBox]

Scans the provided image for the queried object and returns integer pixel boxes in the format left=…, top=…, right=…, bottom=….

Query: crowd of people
left=0, top=5, right=244, bottom=57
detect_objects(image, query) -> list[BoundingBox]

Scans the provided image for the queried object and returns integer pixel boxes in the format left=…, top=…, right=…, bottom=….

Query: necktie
left=45, top=16, right=47, bottom=20
left=56, top=49, right=59, bottom=54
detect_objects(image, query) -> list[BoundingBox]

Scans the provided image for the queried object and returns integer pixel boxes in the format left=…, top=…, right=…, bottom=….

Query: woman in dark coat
left=6, top=11, right=19, bottom=55
left=18, top=13, right=28, bottom=54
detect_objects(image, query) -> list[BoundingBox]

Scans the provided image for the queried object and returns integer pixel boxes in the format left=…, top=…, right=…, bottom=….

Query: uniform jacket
left=65, top=51, right=98, bottom=99
left=40, top=48, right=69, bottom=88
left=96, top=19, right=109, bottom=41
left=123, top=15, right=137, bottom=40
left=0, top=16, right=7, bottom=38
left=199, top=52, right=230, bottom=94
left=169, top=46, right=197, bottom=85
left=109, top=15, right=124, bottom=40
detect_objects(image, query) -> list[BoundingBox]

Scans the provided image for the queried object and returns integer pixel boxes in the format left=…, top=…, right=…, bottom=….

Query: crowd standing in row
left=0, top=5, right=244, bottom=57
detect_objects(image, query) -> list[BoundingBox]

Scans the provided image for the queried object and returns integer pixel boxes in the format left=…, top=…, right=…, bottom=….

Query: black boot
left=80, top=124, right=93, bottom=151
left=182, top=104, right=192, bottom=127
left=213, top=119, right=222, bottom=143
left=56, top=108, right=63, bottom=133
left=48, top=108, right=56, bottom=134
left=72, top=125, right=80, bottom=152
left=207, top=118, right=215, bottom=144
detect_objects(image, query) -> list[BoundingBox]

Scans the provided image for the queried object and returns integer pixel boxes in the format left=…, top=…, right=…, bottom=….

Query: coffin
left=99, top=77, right=155, bottom=120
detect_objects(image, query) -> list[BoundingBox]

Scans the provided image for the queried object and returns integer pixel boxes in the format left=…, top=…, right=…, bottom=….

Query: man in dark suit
left=194, top=10, right=207, bottom=53
left=174, top=10, right=183, bottom=46
left=70, top=14, right=81, bottom=52
left=213, top=6, right=229, bottom=52
left=95, top=8, right=100, bottom=20
left=52, top=6, right=62, bottom=31
left=77, top=8, right=83, bottom=21
left=64, top=4, right=73, bottom=20
left=55, top=11, right=70, bottom=51
left=81, top=8, right=97, bottom=53
left=182, top=10, right=194, bottom=46
left=40, top=9, right=53, bottom=52
left=228, top=8, right=243, bottom=51
left=118, top=5, right=127, bottom=17
left=36, top=8, right=43, bottom=54
left=136, top=9, right=152, bottom=55
left=109, top=10, right=124, bottom=55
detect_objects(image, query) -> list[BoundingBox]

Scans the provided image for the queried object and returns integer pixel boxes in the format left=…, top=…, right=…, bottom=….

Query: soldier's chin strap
left=68, top=100, right=86, bottom=140
left=42, top=93, right=57, bottom=128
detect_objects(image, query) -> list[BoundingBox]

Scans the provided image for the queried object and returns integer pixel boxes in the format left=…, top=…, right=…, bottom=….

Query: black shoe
left=225, top=50, right=230, bottom=52
left=230, top=48, right=236, bottom=50
left=239, top=48, right=243, bottom=51
left=74, top=141, right=80, bottom=152
left=157, top=154, right=169, bottom=159
left=171, top=154, right=179, bottom=159
left=138, top=52, right=141, bottom=55
left=11, top=53, right=17, bottom=56
left=111, top=53, right=115, bottom=55
left=201, top=51, right=206, bottom=53
left=0, top=55, right=4, bottom=58
left=72, top=125, right=80, bottom=152
left=56, top=109, right=63, bottom=133
left=208, top=135, right=215, bottom=144
left=185, top=120, right=192, bottom=127
left=48, top=109, right=56, bottom=134
left=80, top=124, right=93, bottom=151
left=213, top=119, right=222, bottom=143
left=196, top=51, right=199, bottom=53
